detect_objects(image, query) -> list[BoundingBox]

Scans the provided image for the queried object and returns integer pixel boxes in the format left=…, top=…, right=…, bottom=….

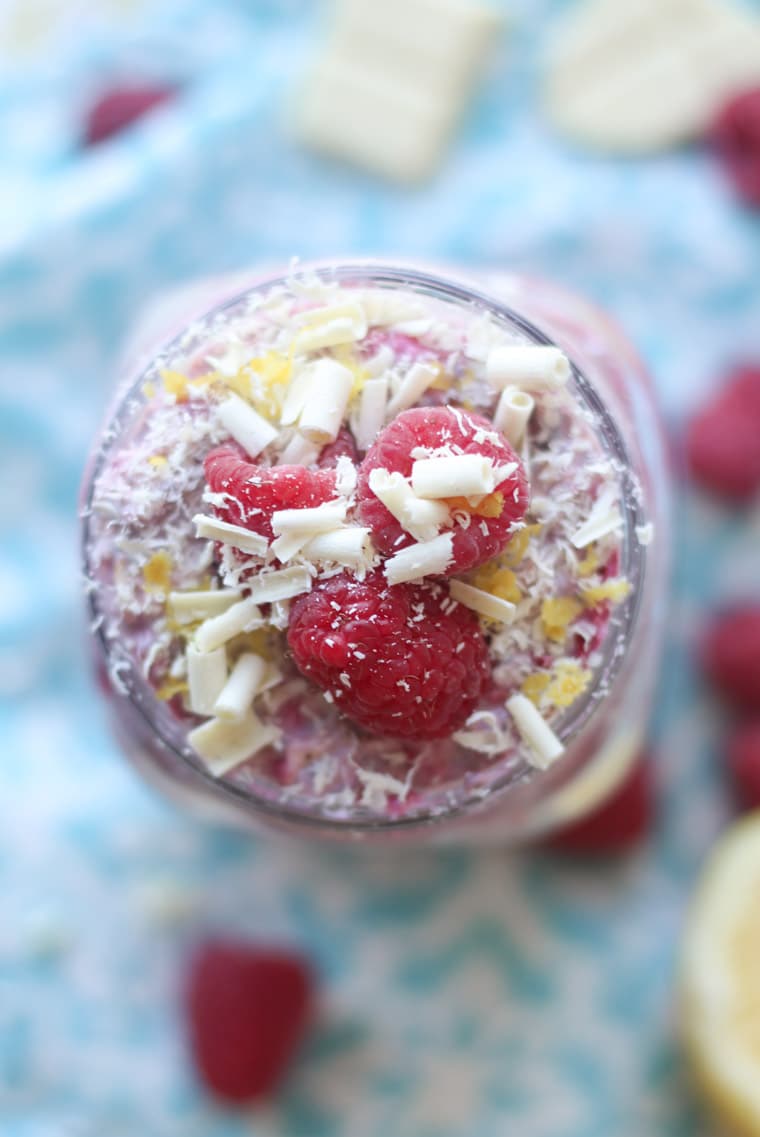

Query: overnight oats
left=81, top=263, right=666, bottom=842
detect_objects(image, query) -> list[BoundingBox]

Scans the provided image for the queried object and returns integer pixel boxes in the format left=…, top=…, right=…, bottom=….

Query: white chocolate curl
left=295, top=301, right=367, bottom=352
left=486, top=346, right=571, bottom=391
left=298, top=359, right=354, bottom=443
left=507, top=694, right=564, bottom=769
left=217, top=393, right=278, bottom=457
left=272, top=502, right=347, bottom=536
left=387, top=360, right=439, bottom=415
left=193, top=515, right=268, bottom=558
left=449, top=580, right=515, bottom=625
left=213, top=653, right=268, bottom=720
left=368, top=468, right=449, bottom=542
left=384, top=532, right=453, bottom=585
left=188, top=711, right=280, bottom=777
left=411, top=453, right=496, bottom=499
left=168, top=589, right=242, bottom=624
left=354, top=376, right=388, bottom=451
left=493, top=386, right=535, bottom=447
left=246, top=565, right=312, bottom=605
left=186, top=644, right=228, bottom=715
left=195, top=597, right=263, bottom=653
left=302, top=527, right=374, bottom=569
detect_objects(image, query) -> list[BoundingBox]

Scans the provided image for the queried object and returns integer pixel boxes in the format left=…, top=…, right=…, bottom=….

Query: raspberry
left=701, top=607, right=760, bottom=710
left=546, top=756, right=654, bottom=853
left=727, top=719, right=760, bottom=811
left=287, top=570, right=490, bottom=739
left=317, top=426, right=358, bottom=467
left=83, top=83, right=176, bottom=146
left=686, top=366, right=760, bottom=501
left=710, top=86, right=760, bottom=208
left=184, top=939, right=314, bottom=1104
left=356, top=406, right=529, bottom=574
left=204, top=445, right=338, bottom=543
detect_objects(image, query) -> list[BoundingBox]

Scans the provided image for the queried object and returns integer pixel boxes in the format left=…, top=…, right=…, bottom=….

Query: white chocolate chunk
left=384, top=532, right=453, bottom=585
left=363, top=343, right=395, bottom=376
left=188, top=710, right=280, bottom=777
left=486, top=345, right=571, bottom=391
left=412, top=453, right=496, bottom=499
left=277, top=432, right=321, bottom=467
left=186, top=644, right=228, bottom=716
left=354, top=376, right=388, bottom=451
left=217, top=393, right=278, bottom=457
left=303, top=526, right=374, bottom=569
left=295, top=301, right=367, bottom=351
left=571, top=505, right=622, bottom=548
left=270, top=532, right=310, bottom=563
left=168, top=589, right=242, bottom=624
left=195, top=598, right=263, bottom=653
left=387, top=360, right=439, bottom=415
left=368, top=467, right=449, bottom=541
left=493, top=386, right=535, bottom=447
left=298, top=359, right=354, bottom=443
left=246, top=565, right=313, bottom=605
left=449, top=579, right=516, bottom=624
left=280, top=366, right=315, bottom=426
left=507, top=694, right=564, bottom=770
left=213, top=653, right=268, bottom=720
left=193, top=514, right=268, bottom=558
left=272, top=502, right=347, bottom=536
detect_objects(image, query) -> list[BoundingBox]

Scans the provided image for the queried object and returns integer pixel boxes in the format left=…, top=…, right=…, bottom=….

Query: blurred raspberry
left=546, top=756, right=654, bottom=853
left=710, top=86, right=760, bottom=207
left=83, top=83, right=177, bottom=146
left=727, top=719, right=760, bottom=811
left=685, top=366, right=760, bottom=501
left=185, top=939, right=314, bottom=1104
left=317, top=426, right=359, bottom=467
left=287, top=569, right=490, bottom=739
left=701, top=606, right=760, bottom=710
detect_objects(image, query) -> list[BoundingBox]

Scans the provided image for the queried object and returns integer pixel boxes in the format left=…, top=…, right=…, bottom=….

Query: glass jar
left=80, top=261, right=669, bottom=844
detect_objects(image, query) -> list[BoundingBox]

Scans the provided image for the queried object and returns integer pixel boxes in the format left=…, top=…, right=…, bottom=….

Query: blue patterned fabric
left=2, top=1, right=760, bottom=1134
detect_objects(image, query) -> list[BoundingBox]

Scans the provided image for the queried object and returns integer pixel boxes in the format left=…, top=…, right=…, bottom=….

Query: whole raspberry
left=205, top=445, right=338, bottom=543
left=184, top=938, right=314, bottom=1104
left=701, top=606, right=760, bottom=710
left=546, top=755, right=654, bottom=854
left=356, top=406, right=529, bottom=574
left=710, top=86, right=760, bottom=208
left=83, top=83, right=177, bottom=146
left=287, top=570, right=490, bottom=739
left=685, top=366, right=760, bottom=501
left=727, top=719, right=760, bottom=812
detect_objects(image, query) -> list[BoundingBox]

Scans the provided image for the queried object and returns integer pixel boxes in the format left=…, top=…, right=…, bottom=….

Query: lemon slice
left=680, top=813, right=760, bottom=1137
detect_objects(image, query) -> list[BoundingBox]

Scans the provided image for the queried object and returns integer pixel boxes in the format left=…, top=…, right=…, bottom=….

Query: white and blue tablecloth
left=2, top=1, right=760, bottom=1134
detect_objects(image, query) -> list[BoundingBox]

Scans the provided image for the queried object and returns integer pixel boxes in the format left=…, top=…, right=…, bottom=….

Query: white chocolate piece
left=384, top=532, right=453, bottom=585
left=493, top=386, right=535, bottom=447
left=272, top=502, right=347, bottom=536
left=217, top=393, right=278, bottom=457
left=277, top=432, right=321, bottom=467
left=387, top=360, right=439, bottom=415
left=354, top=376, right=388, bottom=451
left=368, top=468, right=449, bottom=541
left=195, top=597, right=263, bottom=653
left=188, top=711, right=280, bottom=777
left=303, top=526, right=374, bottom=569
left=363, top=343, right=395, bottom=376
left=186, top=644, right=228, bottom=716
left=449, top=579, right=516, bottom=624
left=571, top=505, right=622, bottom=548
left=280, top=366, right=315, bottom=426
left=213, top=653, right=268, bottom=720
left=507, top=694, right=564, bottom=770
left=295, top=301, right=367, bottom=351
left=486, top=345, right=571, bottom=391
left=298, top=359, right=354, bottom=443
left=193, top=515, right=268, bottom=558
left=246, top=565, right=312, bottom=605
left=411, top=453, right=496, bottom=499
left=168, top=589, right=242, bottom=624
left=270, top=532, right=310, bottom=563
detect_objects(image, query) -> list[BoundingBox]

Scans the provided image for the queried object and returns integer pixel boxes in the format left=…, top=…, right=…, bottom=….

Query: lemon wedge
left=680, top=812, right=760, bottom=1136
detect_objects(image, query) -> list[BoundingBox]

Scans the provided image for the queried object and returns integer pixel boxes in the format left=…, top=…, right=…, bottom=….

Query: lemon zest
left=544, top=660, right=592, bottom=709
left=148, top=454, right=168, bottom=469
left=156, top=676, right=189, bottom=701
left=522, top=672, right=550, bottom=704
left=143, top=551, right=173, bottom=595
left=472, top=565, right=522, bottom=604
left=142, top=380, right=156, bottom=399
left=577, top=547, right=600, bottom=577
left=582, top=578, right=631, bottom=606
left=503, top=523, right=542, bottom=566
left=160, top=369, right=190, bottom=402
left=541, top=596, right=582, bottom=643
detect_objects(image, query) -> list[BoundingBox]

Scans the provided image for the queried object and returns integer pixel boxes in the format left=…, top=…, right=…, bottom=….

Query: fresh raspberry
left=546, top=756, right=654, bottom=853
left=204, top=445, right=338, bottom=543
left=184, top=939, right=314, bottom=1104
left=710, top=86, right=760, bottom=208
left=356, top=406, right=529, bottom=574
left=685, top=366, right=760, bottom=501
left=83, top=83, right=176, bottom=146
left=287, top=570, right=490, bottom=739
left=317, top=426, right=359, bottom=467
left=701, top=606, right=760, bottom=710
left=727, top=719, right=760, bottom=811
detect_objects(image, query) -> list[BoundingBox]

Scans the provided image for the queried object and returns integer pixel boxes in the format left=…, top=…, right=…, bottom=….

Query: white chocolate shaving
left=411, top=453, right=496, bottom=499
left=188, top=710, right=280, bottom=776
left=195, top=597, right=263, bottom=653
left=246, top=565, right=312, bottom=605
left=363, top=343, right=395, bottom=377
left=387, top=360, right=439, bottom=415
left=168, top=589, right=242, bottom=623
left=277, top=432, right=321, bottom=467
left=186, top=644, right=228, bottom=715
left=449, top=579, right=516, bottom=624
left=213, top=653, right=268, bottom=720
left=279, top=366, right=315, bottom=426
left=384, top=532, right=453, bottom=585
left=571, top=505, right=622, bottom=548
left=217, top=392, right=278, bottom=457
left=486, top=345, right=571, bottom=391
left=507, top=693, right=564, bottom=769
left=354, top=376, right=388, bottom=451
left=298, top=359, right=354, bottom=443
left=493, top=386, right=535, bottom=447
left=272, top=501, right=347, bottom=536
left=368, top=467, right=449, bottom=541
left=193, top=514, right=268, bottom=557
left=295, top=301, right=367, bottom=351
left=303, top=526, right=374, bottom=569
